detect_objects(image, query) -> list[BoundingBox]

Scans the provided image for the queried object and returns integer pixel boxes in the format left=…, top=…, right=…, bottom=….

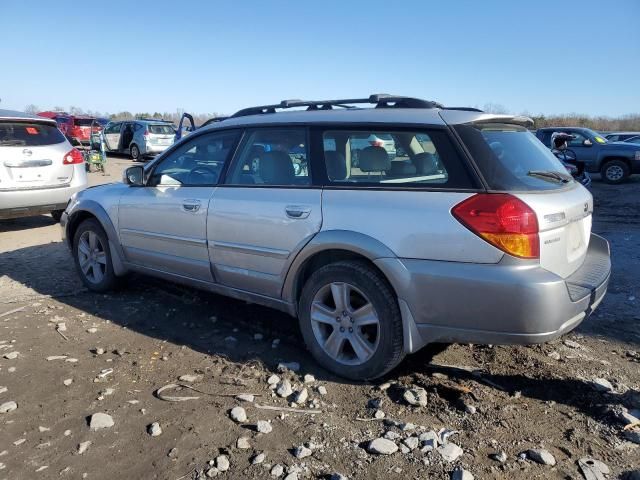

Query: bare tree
left=24, top=104, right=40, bottom=114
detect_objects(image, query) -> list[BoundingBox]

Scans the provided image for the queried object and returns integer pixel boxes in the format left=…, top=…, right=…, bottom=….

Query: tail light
left=143, top=129, right=149, bottom=140
left=63, top=148, right=84, bottom=165
left=369, top=139, right=385, bottom=148
left=452, top=194, right=539, bottom=259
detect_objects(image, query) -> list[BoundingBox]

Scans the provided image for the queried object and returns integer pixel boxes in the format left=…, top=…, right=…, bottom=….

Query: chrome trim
left=0, top=182, right=70, bottom=192
left=209, top=240, right=290, bottom=259
left=120, top=228, right=207, bottom=246
left=4, top=159, right=52, bottom=168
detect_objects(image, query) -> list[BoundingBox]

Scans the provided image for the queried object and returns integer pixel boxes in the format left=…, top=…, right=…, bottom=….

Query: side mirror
left=123, top=166, right=144, bottom=186
left=583, top=139, right=593, bottom=147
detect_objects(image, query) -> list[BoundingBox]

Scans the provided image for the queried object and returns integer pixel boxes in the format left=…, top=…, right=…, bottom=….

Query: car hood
left=602, top=142, right=640, bottom=151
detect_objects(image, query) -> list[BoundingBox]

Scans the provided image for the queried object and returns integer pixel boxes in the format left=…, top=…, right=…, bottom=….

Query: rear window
left=454, top=123, right=573, bottom=191
left=148, top=124, right=175, bottom=135
left=74, top=118, right=95, bottom=126
left=0, top=122, right=66, bottom=146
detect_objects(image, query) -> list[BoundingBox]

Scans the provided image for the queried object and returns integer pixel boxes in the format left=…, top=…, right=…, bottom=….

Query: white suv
left=0, top=110, right=87, bottom=221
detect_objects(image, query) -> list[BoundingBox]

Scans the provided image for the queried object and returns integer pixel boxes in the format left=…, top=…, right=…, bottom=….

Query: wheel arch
left=600, top=156, right=631, bottom=169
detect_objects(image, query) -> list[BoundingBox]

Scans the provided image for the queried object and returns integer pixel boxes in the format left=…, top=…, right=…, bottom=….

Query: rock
left=93, top=348, right=105, bottom=355
left=283, top=473, right=298, bottom=480
left=205, top=467, right=219, bottom=477
left=77, top=441, right=92, bottom=455
left=229, top=407, right=247, bottom=423
left=251, top=452, right=266, bottom=464
left=276, top=380, right=293, bottom=398
left=451, top=467, right=474, bottom=480
left=271, top=464, right=284, bottom=477
left=168, top=448, right=178, bottom=458
left=367, top=398, right=383, bottom=409
left=547, top=351, right=561, bottom=360
left=254, top=333, right=264, bottom=340
left=401, top=422, right=416, bottom=431
left=63, top=379, right=73, bottom=386
left=267, top=374, right=280, bottom=386
left=272, top=339, right=280, bottom=348
left=256, top=420, right=272, bottom=434
left=0, top=401, right=17, bottom=413
left=89, top=413, right=114, bottom=430
left=374, top=409, right=385, bottom=419
left=438, top=428, right=459, bottom=444
left=419, top=430, right=439, bottom=449
left=277, top=362, right=300, bottom=372
left=624, top=430, right=640, bottom=444
left=293, top=388, right=308, bottom=404
left=303, top=374, right=316, bottom=384
left=437, top=443, right=464, bottom=462
left=378, top=382, right=392, bottom=391
left=526, top=449, right=556, bottom=466
left=403, top=387, right=428, bottom=407
left=0, top=386, right=6, bottom=394
left=317, top=386, right=327, bottom=396
left=147, top=422, right=162, bottom=437
left=384, top=431, right=401, bottom=440
left=490, top=451, right=508, bottom=463
left=178, top=374, right=201, bottom=383
left=464, top=404, right=477, bottom=414
left=400, top=444, right=410, bottom=454
left=3, top=351, right=19, bottom=360
left=236, top=437, right=251, bottom=449
left=403, top=436, right=419, bottom=450
left=293, top=445, right=312, bottom=459
left=215, top=455, right=229, bottom=472
left=224, top=336, right=237, bottom=343
left=64, top=430, right=71, bottom=436
left=46, top=355, right=67, bottom=361
left=591, top=378, right=614, bottom=393
left=87, top=328, right=97, bottom=333
left=56, top=322, right=67, bottom=332
left=367, top=438, right=398, bottom=455
left=236, top=394, right=255, bottom=403
left=578, top=457, right=610, bottom=480
left=563, top=339, right=581, bottom=349
left=38, top=426, right=50, bottom=432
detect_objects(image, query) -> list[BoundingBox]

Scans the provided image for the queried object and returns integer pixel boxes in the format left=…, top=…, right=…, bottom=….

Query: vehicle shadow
left=0, top=241, right=637, bottom=427
left=0, top=215, right=58, bottom=233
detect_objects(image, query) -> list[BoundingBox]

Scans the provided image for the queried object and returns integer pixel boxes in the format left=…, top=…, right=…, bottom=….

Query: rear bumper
left=376, top=233, right=611, bottom=352
left=143, top=144, right=171, bottom=155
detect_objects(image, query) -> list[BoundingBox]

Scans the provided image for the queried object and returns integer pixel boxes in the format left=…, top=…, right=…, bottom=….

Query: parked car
left=536, top=127, right=640, bottom=183
left=61, top=95, right=610, bottom=380
left=102, top=119, right=176, bottom=160
left=622, top=135, right=640, bottom=145
left=604, top=131, right=640, bottom=142
left=37, top=112, right=100, bottom=146
left=0, top=109, right=87, bottom=221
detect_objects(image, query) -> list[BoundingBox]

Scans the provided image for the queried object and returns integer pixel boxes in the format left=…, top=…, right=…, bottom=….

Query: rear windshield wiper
left=0, top=139, right=27, bottom=146
left=527, top=170, right=571, bottom=184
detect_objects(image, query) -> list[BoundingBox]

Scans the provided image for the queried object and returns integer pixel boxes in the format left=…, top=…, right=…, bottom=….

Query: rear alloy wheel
left=601, top=160, right=629, bottom=184
left=73, top=219, right=118, bottom=292
left=298, top=261, right=404, bottom=380
left=130, top=144, right=140, bottom=161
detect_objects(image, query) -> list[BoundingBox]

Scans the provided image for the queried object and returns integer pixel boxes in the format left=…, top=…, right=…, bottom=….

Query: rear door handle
left=182, top=199, right=201, bottom=212
left=285, top=205, right=311, bottom=219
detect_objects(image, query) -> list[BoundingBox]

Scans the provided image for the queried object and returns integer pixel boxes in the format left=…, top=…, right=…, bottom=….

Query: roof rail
left=136, top=117, right=173, bottom=123
left=230, top=94, right=445, bottom=118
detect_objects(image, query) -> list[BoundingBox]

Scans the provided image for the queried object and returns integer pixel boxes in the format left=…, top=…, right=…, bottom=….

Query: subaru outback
left=61, top=95, right=611, bottom=380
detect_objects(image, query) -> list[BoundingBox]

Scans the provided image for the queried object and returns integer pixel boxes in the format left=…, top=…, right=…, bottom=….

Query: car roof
left=0, top=109, right=56, bottom=123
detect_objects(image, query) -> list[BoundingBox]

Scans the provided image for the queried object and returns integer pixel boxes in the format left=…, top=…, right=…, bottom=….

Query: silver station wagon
left=61, top=95, right=611, bottom=379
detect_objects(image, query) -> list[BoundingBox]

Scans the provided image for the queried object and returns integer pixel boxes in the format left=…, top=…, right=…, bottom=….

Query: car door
left=118, top=129, right=241, bottom=282
left=103, top=122, right=122, bottom=151
left=208, top=127, right=322, bottom=298
left=566, top=130, right=597, bottom=166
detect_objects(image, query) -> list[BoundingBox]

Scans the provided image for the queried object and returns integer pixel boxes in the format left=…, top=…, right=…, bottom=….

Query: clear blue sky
left=1, top=0, right=638, bottom=117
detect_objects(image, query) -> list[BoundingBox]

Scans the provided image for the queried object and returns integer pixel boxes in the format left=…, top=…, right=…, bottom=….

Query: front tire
left=298, top=261, right=404, bottom=380
left=72, top=219, right=118, bottom=292
left=601, top=159, right=629, bottom=184
left=130, top=144, right=140, bottom=161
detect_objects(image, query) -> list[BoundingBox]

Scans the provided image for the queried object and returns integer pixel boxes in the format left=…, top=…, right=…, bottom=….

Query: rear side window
left=149, top=124, right=175, bottom=135
left=0, top=122, right=66, bottom=146
left=455, top=123, right=573, bottom=191
left=321, top=129, right=474, bottom=188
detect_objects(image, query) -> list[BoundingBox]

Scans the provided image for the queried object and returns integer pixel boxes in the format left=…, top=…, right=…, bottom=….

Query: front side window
left=105, top=123, right=121, bottom=134
left=148, top=130, right=240, bottom=187
left=567, top=131, right=587, bottom=147
left=322, top=129, right=473, bottom=188
left=226, top=128, right=309, bottom=186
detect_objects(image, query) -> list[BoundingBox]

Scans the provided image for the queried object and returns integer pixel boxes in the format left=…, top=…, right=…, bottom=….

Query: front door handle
left=285, top=205, right=311, bottom=219
left=182, top=199, right=201, bottom=213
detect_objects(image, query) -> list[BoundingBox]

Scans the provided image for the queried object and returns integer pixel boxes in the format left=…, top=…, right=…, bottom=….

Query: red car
left=37, top=112, right=102, bottom=145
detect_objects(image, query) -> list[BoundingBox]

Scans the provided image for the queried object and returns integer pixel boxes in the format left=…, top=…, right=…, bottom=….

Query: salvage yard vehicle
left=37, top=111, right=101, bottom=146
left=102, top=119, right=176, bottom=160
left=61, top=94, right=611, bottom=380
left=0, top=109, right=88, bottom=221
left=536, top=127, right=640, bottom=184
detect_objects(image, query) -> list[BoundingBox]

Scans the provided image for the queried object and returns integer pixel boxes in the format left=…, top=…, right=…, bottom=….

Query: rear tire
left=601, top=159, right=629, bottom=184
left=72, top=219, right=118, bottom=292
left=50, top=210, right=64, bottom=223
left=298, top=261, right=404, bottom=380
left=130, top=144, right=140, bottom=161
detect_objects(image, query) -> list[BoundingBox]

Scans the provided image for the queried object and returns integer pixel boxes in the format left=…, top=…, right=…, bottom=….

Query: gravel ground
left=0, top=157, right=638, bottom=480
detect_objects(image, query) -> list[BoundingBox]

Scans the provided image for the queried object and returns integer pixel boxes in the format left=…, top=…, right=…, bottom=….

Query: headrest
left=260, top=150, right=294, bottom=184
left=359, top=146, right=390, bottom=172
left=325, top=151, right=347, bottom=180
left=413, top=152, right=438, bottom=175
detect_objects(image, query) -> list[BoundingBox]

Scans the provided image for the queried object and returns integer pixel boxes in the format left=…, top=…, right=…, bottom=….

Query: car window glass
left=105, top=123, right=120, bottom=134
left=226, top=128, right=309, bottom=186
left=322, top=129, right=473, bottom=188
left=566, top=131, right=586, bottom=146
left=148, top=130, right=240, bottom=187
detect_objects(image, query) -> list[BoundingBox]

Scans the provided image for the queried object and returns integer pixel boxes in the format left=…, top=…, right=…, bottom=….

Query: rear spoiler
left=439, top=110, right=534, bottom=128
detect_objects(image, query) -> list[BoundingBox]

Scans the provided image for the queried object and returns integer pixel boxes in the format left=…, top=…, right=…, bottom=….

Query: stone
left=3, top=352, right=19, bottom=360
left=303, top=374, right=316, bottom=384
left=400, top=444, right=410, bottom=454
left=317, top=386, right=327, bottom=396
left=490, top=451, right=508, bottom=463
left=403, top=387, right=428, bottom=407
left=89, top=413, right=114, bottom=430
left=236, top=394, right=255, bottom=403
left=271, top=464, right=284, bottom=477
left=374, top=409, right=385, bottom=419
left=178, top=374, right=202, bottom=383
left=267, top=374, right=280, bottom=386
left=464, top=404, right=477, bottom=414
left=147, top=422, right=162, bottom=436
left=0, top=387, right=6, bottom=394
left=229, top=407, right=247, bottom=423
left=278, top=362, right=300, bottom=372
left=0, top=401, right=17, bottom=413
left=46, top=355, right=67, bottom=361
left=87, top=328, right=97, bottom=333
left=256, top=420, right=272, bottom=434
left=293, top=388, right=308, bottom=404
left=367, top=398, right=383, bottom=409
left=437, top=443, right=464, bottom=462
left=276, top=380, right=293, bottom=398
left=401, top=422, right=416, bottom=431
left=547, top=351, right=561, bottom=360
left=384, top=431, right=401, bottom=440
left=563, top=339, right=581, bottom=349
left=419, top=430, right=439, bottom=449
left=205, top=467, right=219, bottom=477
left=236, top=437, right=251, bottom=449
left=94, top=348, right=105, bottom=355
left=591, top=378, right=614, bottom=393
left=526, top=449, right=556, bottom=466
left=293, top=445, right=312, bottom=459
left=215, top=455, right=229, bottom=472
left=77, top=441, right=91, bottom=455
left=403, top=436, right=420, bottom=450
left=283, top=473, right=298, bottom=480
left=451, top=467, right=474, bottom=480
left=251, top=452, right=266, bottom=464
left=367, top=438, right=398, bottom=455
left=254, top=333, right=264, bottom=340
left=63, top=379, right=73, bottom=386
left=38, top=426, right=50, bottom=433
left=168, top=447, right=178, bottom=458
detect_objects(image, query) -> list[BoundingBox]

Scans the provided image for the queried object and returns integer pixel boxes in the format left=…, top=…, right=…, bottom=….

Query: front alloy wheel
left=73, top=219, right=118, bottom=292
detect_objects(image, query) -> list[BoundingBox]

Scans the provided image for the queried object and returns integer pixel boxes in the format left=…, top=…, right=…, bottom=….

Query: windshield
left=148, top=124, right=175, bottom=135
left=0, top=122, right=66, bottom=146
left=455, top=123, right=573, bottom=191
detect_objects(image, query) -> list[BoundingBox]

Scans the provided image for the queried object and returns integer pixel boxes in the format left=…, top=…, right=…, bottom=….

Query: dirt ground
left=0, top=156, right=639, bottom=480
